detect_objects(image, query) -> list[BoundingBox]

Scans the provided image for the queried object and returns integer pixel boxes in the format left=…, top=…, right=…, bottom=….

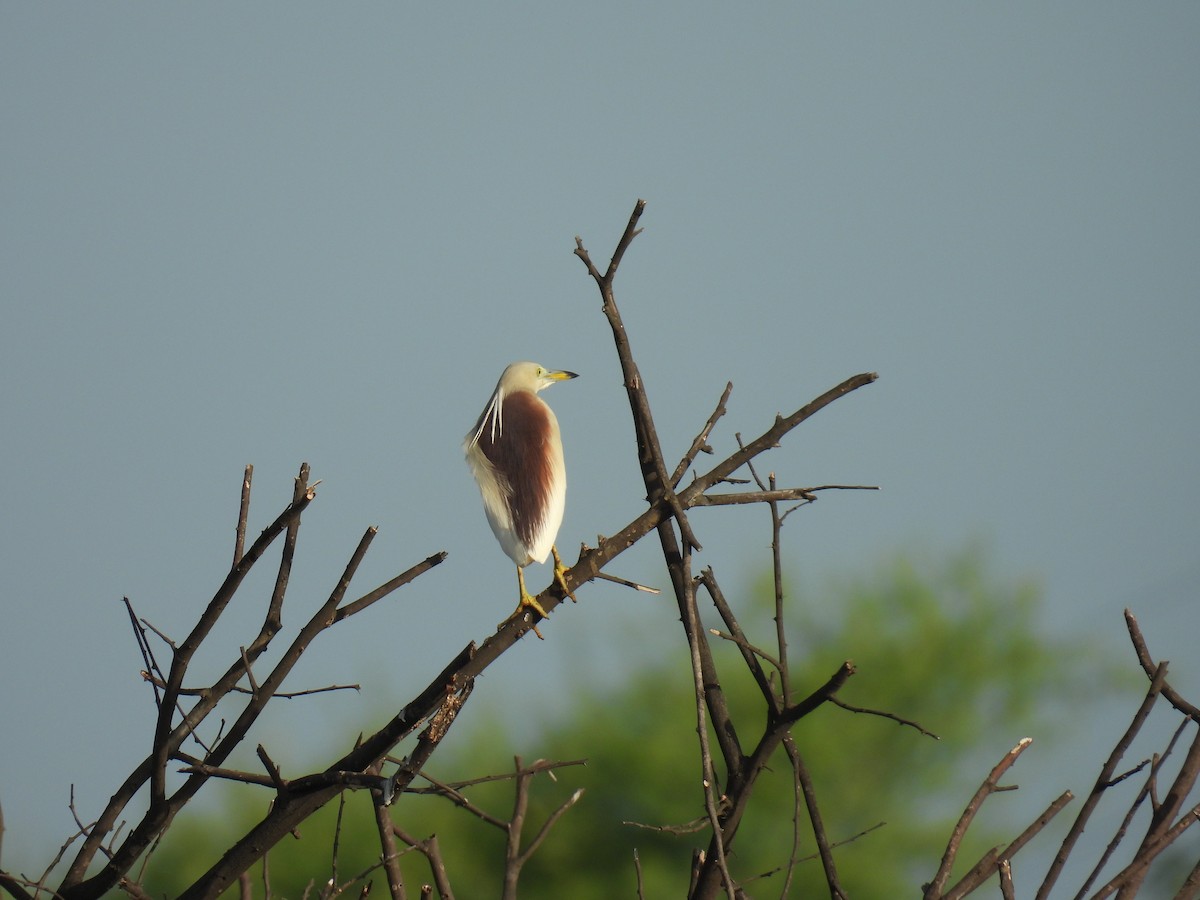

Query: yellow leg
left=509, top=566, right=547, bottom=639
left=551, top=546, right=577, bottom=603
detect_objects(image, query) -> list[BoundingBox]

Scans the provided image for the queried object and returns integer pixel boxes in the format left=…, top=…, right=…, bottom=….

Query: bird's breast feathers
left=465, top=391, right=566, bottom=565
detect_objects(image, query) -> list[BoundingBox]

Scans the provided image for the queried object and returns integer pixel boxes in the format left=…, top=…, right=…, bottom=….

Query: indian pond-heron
left=464, top=361, right=578, bottom=635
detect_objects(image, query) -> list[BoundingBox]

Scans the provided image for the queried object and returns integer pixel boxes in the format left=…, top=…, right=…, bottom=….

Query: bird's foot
left=509, top=591, right=547, bottom=639
left=552, top=546, right=577, bottom=603
left=503, top=567, right=548, bottom=639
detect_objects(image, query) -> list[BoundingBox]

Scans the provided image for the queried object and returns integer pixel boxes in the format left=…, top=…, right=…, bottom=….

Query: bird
left=464, top=361, right=578, bottom=635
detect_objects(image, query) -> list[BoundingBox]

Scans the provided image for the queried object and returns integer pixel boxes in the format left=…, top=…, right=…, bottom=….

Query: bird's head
left=499, top=361, right=579, bottom=396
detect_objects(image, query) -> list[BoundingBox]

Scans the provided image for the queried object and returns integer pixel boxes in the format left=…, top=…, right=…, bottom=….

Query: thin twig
left=767, top=472, right=789, bottom=706
left=690, top=485, right=877, bottom=507
left=670, top=382, right=733, bottom=488
left=136, top=615, right=177, bottom=651
left=255, top=463, right=310, bottom=651
left=779, top=734, right=805, bottom=898
left=1125, top=610, right=1200, bottom=721
left=234, top=464, right=253, bottom=567
left=707, top=627, right=785, bottom=680
left=700, top=569, right=778, bottom=713
left=623, top=816, right=711, bottom=835
left=780, top=662, right=856, bottom=726
left=686, top=374, right=878, bottom=499
left=520, top=788, right=586, bottom=861
left=412, top=772, right=507, bottom=830
left=256, top=746, right=286, bottom=794
left=175, top=760, right=275, bottom=788
left=794, top=746, right=847, bottom=899
left=925, top=738, right=1034, bottom=899
left=591, top=570, right=661, bottom=594
left=826, top=696, right=940, bottom=740
left=334, top=552, right=449, bottom=623
left=998, top=791, right=1075, bottom=872
left=330, top=790, right=348, bottom=892
left=240, top=647, right=260, bottom=698
left=391, top=826, right=454, bottom=900
left=122, top=597, right=163, bottom=710
left=141, top=672, right=361, bottom=699
left=409, top=759, right=587, bottom=796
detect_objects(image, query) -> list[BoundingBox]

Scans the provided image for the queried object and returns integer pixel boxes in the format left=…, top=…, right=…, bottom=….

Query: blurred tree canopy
left=143, top=548, right=1126, bottom=897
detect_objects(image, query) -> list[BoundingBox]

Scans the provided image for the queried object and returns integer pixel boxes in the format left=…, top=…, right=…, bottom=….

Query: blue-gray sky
left=2, top=3, right=1197, bottom=886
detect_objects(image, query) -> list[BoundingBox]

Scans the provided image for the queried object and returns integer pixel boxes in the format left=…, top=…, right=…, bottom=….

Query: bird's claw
left=551, top=546, right=577, bottom=603
left=504, top=570, right=548, bottom=639
left=508, top=594, right=546, bottom=640
left=504, top=551, right=575, bottom=640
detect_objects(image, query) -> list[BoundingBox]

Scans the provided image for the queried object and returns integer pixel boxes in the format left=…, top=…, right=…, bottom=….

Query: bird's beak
left=548, top=370, right=579, bottom=382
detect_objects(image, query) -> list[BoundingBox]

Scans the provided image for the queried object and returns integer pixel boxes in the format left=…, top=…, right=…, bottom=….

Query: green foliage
left=143, top=548, right=1123, bottom=897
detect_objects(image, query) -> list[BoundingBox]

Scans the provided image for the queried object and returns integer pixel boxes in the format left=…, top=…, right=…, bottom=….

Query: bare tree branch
left=575, top=200, right=703, bottom=554
left=793, top=744, right=847, bottom=900
left=671, top=381, right=733, bottom=488
left=1114, top=727, right=1200, bottom=898
left=1091, top=803, right=1200, bottom=899
left=826, top=695, right=940, bottom=740
left=690, top=485, right=877, bottom=507
left=1037, top=663, right=1169, bottom=899
left=370, top=763, right=406, bottom=900
left=1077, top=721, right=1189, bottom=897
left=1124, top=610, right=1200, bottom=722
left=925, top=737, right=1035, bottom=899
left=391, top=826, right=454, bottom=900
left=234, top=464, right=253, bottom=567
